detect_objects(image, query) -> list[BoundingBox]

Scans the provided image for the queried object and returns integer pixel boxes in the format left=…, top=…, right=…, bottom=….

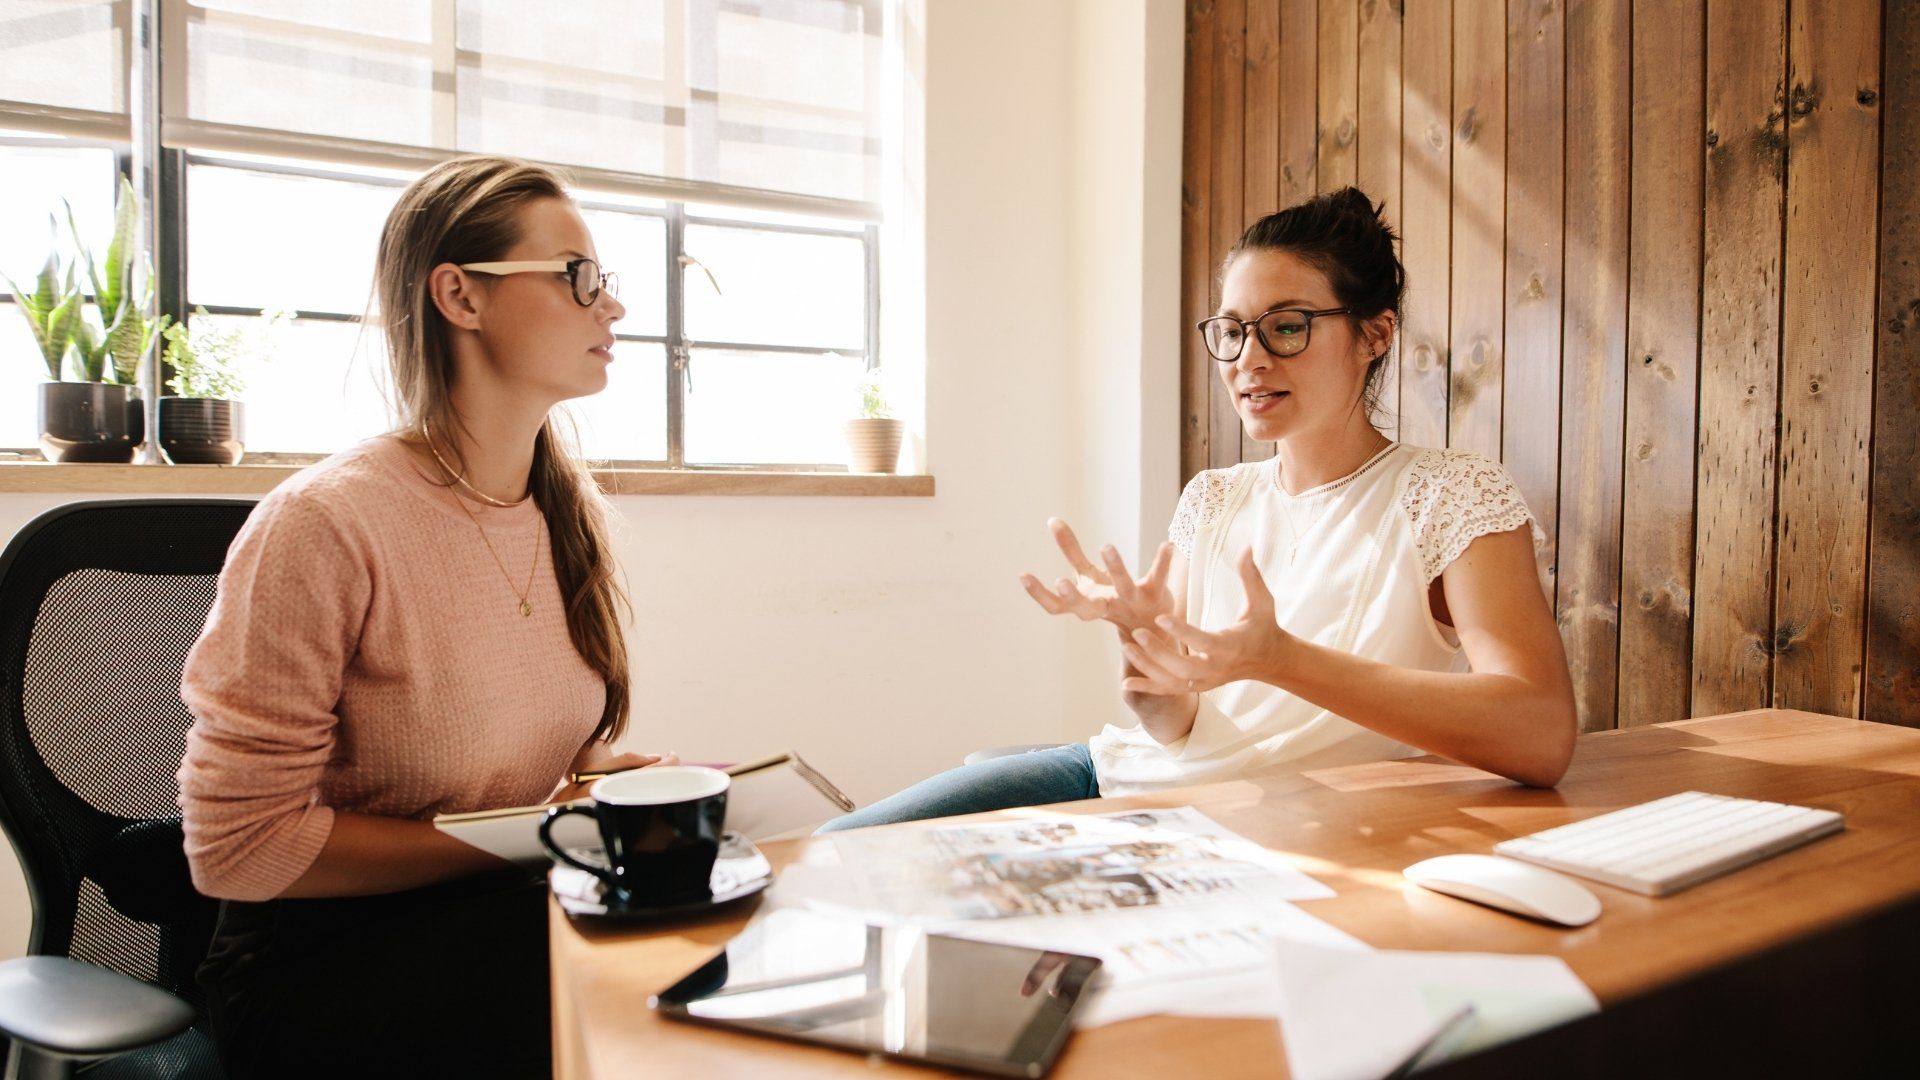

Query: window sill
left=0, top=462, right=935, bottom=498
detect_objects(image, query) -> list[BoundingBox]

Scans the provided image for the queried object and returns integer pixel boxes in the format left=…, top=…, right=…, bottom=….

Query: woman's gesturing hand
left=1120, top=548, right=1297, bottom=695
left=1018, top=518, right=1177, bottom=638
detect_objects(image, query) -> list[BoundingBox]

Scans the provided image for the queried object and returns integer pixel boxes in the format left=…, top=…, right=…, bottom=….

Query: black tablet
left=650, top=907, right=1102, bottom=1078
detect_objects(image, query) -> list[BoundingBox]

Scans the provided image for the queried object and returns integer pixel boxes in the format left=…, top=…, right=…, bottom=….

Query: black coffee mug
left=540, top=766, right=730, bottom=908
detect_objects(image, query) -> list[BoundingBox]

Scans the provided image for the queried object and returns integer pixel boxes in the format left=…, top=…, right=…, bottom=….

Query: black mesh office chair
left=0, top=499, right=256, bottom=1080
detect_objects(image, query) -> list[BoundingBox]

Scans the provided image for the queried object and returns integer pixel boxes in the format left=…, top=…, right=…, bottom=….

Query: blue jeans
left=817, top=743, right=1100, bottom=832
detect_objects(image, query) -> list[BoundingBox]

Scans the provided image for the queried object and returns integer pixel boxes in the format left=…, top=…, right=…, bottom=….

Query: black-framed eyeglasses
left=457, top=257, right=619, bottom=307
left=1196, top=305, right=1353, bottom=362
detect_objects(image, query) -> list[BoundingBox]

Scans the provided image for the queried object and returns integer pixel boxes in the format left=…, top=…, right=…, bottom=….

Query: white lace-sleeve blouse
left=1088, top=443, right=1544, bottom=796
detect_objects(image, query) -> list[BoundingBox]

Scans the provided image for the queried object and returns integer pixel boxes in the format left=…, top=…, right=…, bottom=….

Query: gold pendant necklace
left=448, top=482, right=541, bottom=617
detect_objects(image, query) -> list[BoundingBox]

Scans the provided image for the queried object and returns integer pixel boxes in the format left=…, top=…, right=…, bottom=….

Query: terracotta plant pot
left=158, top=397, right=246, bottom=465
left=37, top=382, right=144, bottom=463
left=843, top=418, right=904, bottom=474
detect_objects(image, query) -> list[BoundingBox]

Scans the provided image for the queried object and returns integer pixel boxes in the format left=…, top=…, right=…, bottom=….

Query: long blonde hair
left=373, top=155, right=632, bottom=743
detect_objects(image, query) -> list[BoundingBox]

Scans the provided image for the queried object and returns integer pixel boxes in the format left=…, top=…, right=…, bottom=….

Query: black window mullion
left=156, top=147, right=187, bottom=395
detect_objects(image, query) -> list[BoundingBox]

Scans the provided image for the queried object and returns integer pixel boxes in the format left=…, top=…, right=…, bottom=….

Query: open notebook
left=434, top=751, right=855, bottom=866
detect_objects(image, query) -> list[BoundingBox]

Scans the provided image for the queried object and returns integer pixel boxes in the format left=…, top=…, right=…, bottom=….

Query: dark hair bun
left=1226, top=186, right=1404, bottom=319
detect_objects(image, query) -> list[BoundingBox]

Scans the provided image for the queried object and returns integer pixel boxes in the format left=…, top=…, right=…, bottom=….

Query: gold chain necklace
left=421, top=419, right=531, bottom=508
left=448, top=492, right=541, bottom=617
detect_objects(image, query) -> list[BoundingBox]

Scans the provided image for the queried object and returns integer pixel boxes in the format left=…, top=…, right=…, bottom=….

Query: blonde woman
left=178, top=156, right=661, bottom=1075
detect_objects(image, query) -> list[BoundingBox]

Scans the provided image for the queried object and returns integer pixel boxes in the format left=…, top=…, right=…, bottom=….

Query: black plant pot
left=38, top=382, right=144, bottom=463
left=158, top=397, right=246, bottom=465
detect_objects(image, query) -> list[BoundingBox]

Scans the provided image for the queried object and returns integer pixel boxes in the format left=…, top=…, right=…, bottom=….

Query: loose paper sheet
left=1270, top=939, right=1599, bottom=1080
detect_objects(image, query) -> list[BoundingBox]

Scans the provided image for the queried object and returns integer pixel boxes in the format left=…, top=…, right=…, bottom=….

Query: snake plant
left=1, top=218, right=84, bottom=381
left=64, top=177, right=169, bottom=385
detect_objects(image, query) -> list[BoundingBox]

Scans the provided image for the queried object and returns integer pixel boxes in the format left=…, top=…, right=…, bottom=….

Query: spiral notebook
left=434, top=750, right=856, bottom=866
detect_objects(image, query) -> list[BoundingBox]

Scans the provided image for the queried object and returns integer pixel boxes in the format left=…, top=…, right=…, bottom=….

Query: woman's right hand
left=1018, top=518, right=1177, bottom=639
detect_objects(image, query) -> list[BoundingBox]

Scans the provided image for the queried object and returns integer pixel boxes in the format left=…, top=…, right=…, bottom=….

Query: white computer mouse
left=1403, top=854, right=1602, bottom=927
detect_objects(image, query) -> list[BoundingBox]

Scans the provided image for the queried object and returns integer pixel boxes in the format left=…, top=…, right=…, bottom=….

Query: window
left=1, top=1, right=887, bottom=469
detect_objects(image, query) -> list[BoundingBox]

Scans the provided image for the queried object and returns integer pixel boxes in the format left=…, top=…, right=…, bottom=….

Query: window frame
left=3, top=0, right=888, bottom=471
left=2, top=143, right=882, bottom=471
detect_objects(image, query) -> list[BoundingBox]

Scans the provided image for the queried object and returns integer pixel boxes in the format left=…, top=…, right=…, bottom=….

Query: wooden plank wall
left=1179, top=0, right=1917, bottom=730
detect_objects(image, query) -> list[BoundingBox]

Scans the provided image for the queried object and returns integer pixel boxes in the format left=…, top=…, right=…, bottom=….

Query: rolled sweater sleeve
left=178, top=487, right=370, bottom=901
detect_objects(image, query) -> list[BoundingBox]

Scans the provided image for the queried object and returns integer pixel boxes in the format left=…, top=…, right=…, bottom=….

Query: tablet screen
left=651, top=907, right=1102, bottom=1077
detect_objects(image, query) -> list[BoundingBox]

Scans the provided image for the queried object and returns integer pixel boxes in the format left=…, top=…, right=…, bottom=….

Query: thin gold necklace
left=421, top=420, right=531, bottom=508
left=449, top=492, right=541, bottom=617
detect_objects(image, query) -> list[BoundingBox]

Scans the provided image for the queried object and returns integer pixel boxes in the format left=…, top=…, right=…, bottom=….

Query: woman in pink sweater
left=178, top=156, right=659, bottom=1076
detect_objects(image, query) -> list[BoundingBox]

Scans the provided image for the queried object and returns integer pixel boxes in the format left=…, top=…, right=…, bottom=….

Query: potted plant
left=843, top=371, right=903, bottom=474
left=3, top=180, right=167, bottom=462
left=156, top=306, right=287, bottom=465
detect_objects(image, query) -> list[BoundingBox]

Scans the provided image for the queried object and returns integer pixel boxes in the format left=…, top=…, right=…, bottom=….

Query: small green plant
left=162, top=306, right=290, bottom=398
left=65, top=178, right=170, bottom=385
left=1, top=226, right=84, bottom=381
left=856, top=371, right=891, bottom=420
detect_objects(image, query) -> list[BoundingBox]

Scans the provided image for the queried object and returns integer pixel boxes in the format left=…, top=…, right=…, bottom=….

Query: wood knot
left=1457, top=106, right=1480, bottom=145
left=1809, top=378, right=1822, bottom=395
left=1335, top=117, right=1356, bottom=147
left=1643, top=354, right=1655, bottom=365
left=1635, top=442, right=1654, bottom=461
left=1521, top=273, right=1545, bottom=301
left=1789, top=83, right=1815, bottom=117
left=1858, top=87, right=1879, bottom=106
left=1705, top=130, right=1719, bottom=147
left=1889, top=298, right=1918, bottom=335
left=1426, top=122, right=1446, bottom=152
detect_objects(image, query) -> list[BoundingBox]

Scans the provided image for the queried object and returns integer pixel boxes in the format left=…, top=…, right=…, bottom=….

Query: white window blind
left=0, top=0, right=129, bottom=137
left=160, top=0, right=883, bottom=217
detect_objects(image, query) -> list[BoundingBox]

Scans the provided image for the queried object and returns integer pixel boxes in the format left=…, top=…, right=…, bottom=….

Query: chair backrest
left=0, top=499, right=255, bottom=1009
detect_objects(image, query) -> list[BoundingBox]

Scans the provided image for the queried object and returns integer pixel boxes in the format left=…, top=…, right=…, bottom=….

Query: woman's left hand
left=549, top=746, right=680, bottom=804
left=1120, top=549, right=1298, bottom=695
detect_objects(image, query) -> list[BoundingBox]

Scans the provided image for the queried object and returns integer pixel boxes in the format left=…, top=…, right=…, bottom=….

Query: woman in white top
left=820, top=188, right=1576, bottom=831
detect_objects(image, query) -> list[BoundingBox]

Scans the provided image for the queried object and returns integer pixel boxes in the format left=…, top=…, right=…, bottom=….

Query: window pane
left=193, top=314, right=391, bottom=455
left=185, top=10, right=434, bottom=147
left=455, top=0, right=663, bottom=73
left=454, top=1, right=673, bottom=178
left=197, top=0, right=430, bottom=43
left=578, top=209, right=666, bottom=338
left=0, top=1, right=125, bottom=115
left=187, top=163, right=398, bottom=315
left=563, top=342, right=665, bottom=463
left=683, top=349, right=862, bottom=466
left=684, top=224, right=864, bottom=350
left=0, top=331, right=48, bottom=449
left=0, top=144, right=117, bottom=293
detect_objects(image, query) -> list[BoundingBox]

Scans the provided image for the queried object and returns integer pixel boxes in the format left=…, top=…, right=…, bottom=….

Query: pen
left=567, top=769, right=623, bottom=784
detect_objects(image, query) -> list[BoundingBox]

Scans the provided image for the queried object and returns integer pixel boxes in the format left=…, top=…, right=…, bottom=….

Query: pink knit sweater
left=178, top=435, right=607, bottom=901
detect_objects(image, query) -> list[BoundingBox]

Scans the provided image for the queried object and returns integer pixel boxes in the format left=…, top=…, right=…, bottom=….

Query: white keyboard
left=1494, top=791, right=1845, bottom=897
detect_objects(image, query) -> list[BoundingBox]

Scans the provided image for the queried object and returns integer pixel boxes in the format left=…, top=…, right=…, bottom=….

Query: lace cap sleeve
left=1403, top=449, right=1545, bottom=584
left=1167, top=467, right=1238, bottom=558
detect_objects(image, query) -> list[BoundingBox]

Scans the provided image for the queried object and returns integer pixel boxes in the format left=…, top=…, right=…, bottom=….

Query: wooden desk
left=549, top=710, right=1920, bottom=1077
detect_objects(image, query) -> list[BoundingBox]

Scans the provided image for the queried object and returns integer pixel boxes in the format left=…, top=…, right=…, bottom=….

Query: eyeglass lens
left=571, top=261, right=602, bottom=305
left=1203, top=311, right=1312, bottom=361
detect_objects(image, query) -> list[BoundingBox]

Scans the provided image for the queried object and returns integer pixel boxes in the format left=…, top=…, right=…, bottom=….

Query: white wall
left=0, top=0, right=1184, bottom=959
